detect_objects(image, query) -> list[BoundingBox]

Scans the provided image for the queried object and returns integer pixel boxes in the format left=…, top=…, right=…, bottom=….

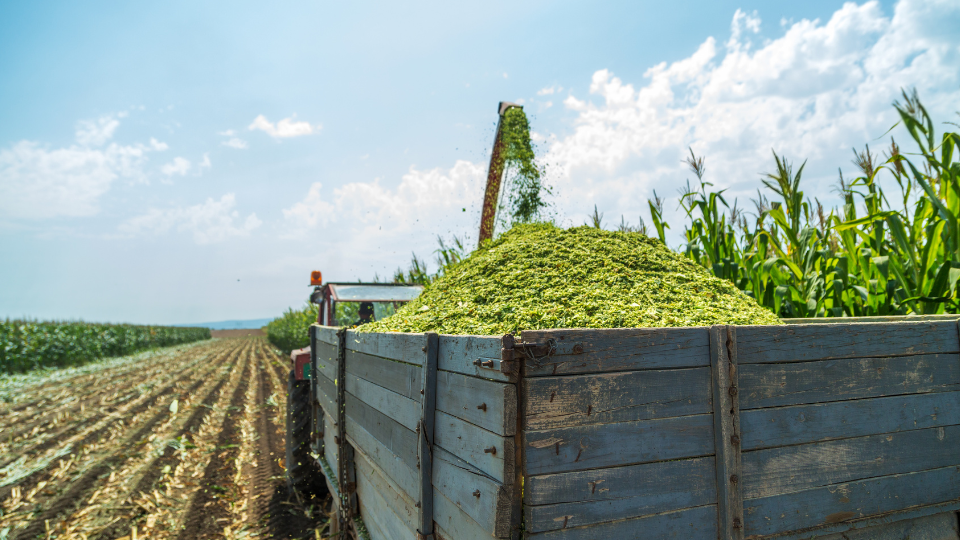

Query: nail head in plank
left=432, top=450, right=513, bottom=537
left=436, top=369, right=517, bottom=436
left=432, top=485, right=497, bottom=540
left=434, top=409, right=514, bottom=484
left=711, top=325, right=744, bottom=540
left=438, top=334, right=513, bottom=382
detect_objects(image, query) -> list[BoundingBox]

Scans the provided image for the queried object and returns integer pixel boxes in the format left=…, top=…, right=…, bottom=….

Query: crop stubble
left=0, top=337, right=327, bottom=539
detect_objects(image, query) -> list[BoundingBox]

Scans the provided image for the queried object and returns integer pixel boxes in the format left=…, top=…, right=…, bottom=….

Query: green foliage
left=266, top=303, right=319, bottom=353
left=0, top=320, right=210, bottom=374
left=498, top=107, right=552, bottom=227
left=360, top=223, right=780, bottom=335
left=662, top=91, right=960, bottom=318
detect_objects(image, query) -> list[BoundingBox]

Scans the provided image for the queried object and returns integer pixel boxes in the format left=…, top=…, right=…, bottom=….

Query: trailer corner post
left=417, top=332, right=440, bottom=539
left=309, top=325, right=323, bottom=455
left=335, top=327, right=358, bottom=536
left=711, top=325, right=744, bottom=540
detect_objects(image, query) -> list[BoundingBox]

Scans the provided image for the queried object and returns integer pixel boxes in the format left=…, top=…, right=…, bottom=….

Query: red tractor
left=286, top=271, right=424, bottom=494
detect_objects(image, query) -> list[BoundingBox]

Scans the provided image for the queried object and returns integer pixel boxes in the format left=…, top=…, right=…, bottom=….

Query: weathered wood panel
left=434, top=410, right=514, bottom=484
left=437, top=370, right=517, bottom=436
left=523, top=367, right=711, bottom=431
left=743, top=465, right=960, bottom=537
left=524, top=504, right=718, bottom=540
left=315, top=325, right=339, bottom=346
left=711, top=325, right=744, bottom=540
left=739, top=354, right=960, bottom=410
left=736, top=321, right=959, bottom=364
left=418, top=332, right=439, bottom=539
left=315, top=371, right=337, bottom=418
left=742, top=424, right=960, bottom=499
left=432, top=451, right=512, bottom=537
left=438, top=334, right=512, bottom=383
left=345, top=375, right=419, bottom=432
left=523, top=414, right=715, bottom=476
left=783, top=314, right=960, bottom=324
left=345, top=349, right=422, bottom=403
left=345, top=419, right=418, bottom=503
left=813, top=511, right=959, bottom=540
left=314, top=340, right=339, bottom=382
left=323, top=411, right=338, bottom=480
left=344, top=394, right=418, bottom=472
left=345, top=329, right=427, bottom=364
left=741, top=391, right=960, bottom=450
left=434, top=487, right=496, bottom=540
left=521, top=327, right=710, bottom=376
left=523, top=457, right=716, bottom=532
left=355, top=449, right=417, bottom=540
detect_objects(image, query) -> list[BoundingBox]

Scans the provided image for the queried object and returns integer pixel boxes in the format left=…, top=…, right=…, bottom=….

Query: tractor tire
left=286, top=370, right=325, bottom=498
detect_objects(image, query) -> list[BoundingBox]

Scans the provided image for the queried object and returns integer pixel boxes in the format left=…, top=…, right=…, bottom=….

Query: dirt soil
left=210, top=329, right=266, bottom=338
left=0, top=336, right=329, bottom=539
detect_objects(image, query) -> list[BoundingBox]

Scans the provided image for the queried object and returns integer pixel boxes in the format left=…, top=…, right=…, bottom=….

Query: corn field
left=0, top=320, right=210, bottom=374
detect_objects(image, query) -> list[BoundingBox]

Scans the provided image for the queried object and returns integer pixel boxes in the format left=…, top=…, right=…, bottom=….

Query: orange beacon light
left=310, top=271, right=322, bottom=286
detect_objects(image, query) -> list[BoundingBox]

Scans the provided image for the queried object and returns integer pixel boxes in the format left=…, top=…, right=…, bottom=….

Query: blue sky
left=1, top=0, right=958, bottom=324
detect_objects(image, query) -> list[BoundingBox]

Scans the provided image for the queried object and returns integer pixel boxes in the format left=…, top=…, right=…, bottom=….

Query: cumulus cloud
left=161, top=157, right=191, bottom=176
left=222, top=138, right=248, bottom=149
left=120, top=193, right=262, bottom=244
left=248, top=115, right=320, bottom=138
left=541, top=0, right=960, bottom=229
left=0, top=114, right=164, bottom=220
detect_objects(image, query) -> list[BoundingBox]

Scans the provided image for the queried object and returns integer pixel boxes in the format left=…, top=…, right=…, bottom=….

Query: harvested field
left=210, top=329, right=265, bottom=338
left=0, top=337, right=329, bottom=540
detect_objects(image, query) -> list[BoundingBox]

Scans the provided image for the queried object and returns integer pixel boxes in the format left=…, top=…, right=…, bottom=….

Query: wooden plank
left=747, top=502, right=960, bottom=540
left=345, top=349, right=422, bottom=403
left=345, top=419, right=419, bottom=502
left=741, top=391, right=960, bottom=450
left=437, top=370, right=517, bottom=436
left=814, top=511, right=959, bottom=540
left=520, top=327, right=710, bottom=376
left=345, top=375, right=419, bottom=432
left=432, top=450, right=513, bottom=537
left=418, top=333, right=439, bottom=539
left=345, top=393, right=418, bottom=471
left=315, top=371, right=337, bottom=418
left=523, top=367, right=711, bottom=431
left=315, top=324, right=339, bottom=346
left=742, top=424, right=960, bottom=500
left=736, top=321, right=960, bottom=364
left=323, top=411, right=339, bottom=479
left=523, top=456, right=716, bottom=532
left=523, top=414, right=714, bottom=476
left=314, top=340, right=339, bottom=382
left=782, top=314, right=960, bottom=324
left=438, top=334, right=513, bottom=383
left=739, top=354, right=960, bottom=410
left=711, top=325, right=744, bottom=539
left=524, top=504, right=718, bottom=540
left=433, top=487, right=496, bottom=540
left=355, top=449, right=418, bottom=540
left=434, top=410, right=514, bottom=484
left=345, top=329, right=427, bottom=364
left=743, top=465, right=960, bottom=537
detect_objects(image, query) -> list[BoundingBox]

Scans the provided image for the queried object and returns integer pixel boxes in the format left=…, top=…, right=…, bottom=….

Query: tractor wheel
left=286, top=370, right=324, bottom=497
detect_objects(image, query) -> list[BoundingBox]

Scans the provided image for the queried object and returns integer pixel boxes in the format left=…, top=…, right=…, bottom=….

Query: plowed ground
left=0, top=337, right=330, bottom=540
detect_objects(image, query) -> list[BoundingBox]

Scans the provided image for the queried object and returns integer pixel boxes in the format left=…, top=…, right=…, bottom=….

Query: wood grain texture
left=345, top=375, right=419, bottom=432
left=418, top=332, right=439, bottom=538
left=739, top=354, right=960, bottom=410
left=744, top=502, right=960, bottom=540
left=742, top=424, right=960, bottom=499
left=711, top=325, right=744, bottom=540
left=434, top=410, right=514, bottom=484
left=432, top=451, right=513, bottom=537
left=315, top=324, right=339, bottom=346
left=523, top=457, right=716, bottom=532
left=736, top=321, right=959, bottom=364
left=345, top=349, right=422, bottom=403
left=741, top=391, right=960, bottom=450
left=345, top=329, right=427, bottom=364
left=438, top=334, right=512, bottom=383
left=520, top=327, right=710, bottom=376
left=523, top=367, right=712, bottom=431
left=315, top=371, right=337, bottom=419
left=314, top=340, right=339, bottom=382
left=344, top=392, right=418, bottom=471
left=433, top=486, right=497, bottom=540
left=523, top=414, right=715, bottom=476
left=355, top=449, right=418, bottom=540
left=782, top=314, right=960, bottom=324
left=812, top=511, right=959, bottom=540
left=323, top=411, right=339, bottom=480
left=743, top=465, right=960, bottom=537
left=524, top=504, right=718, bottom=540
left=437, top=370, right=517, bottom=436
left=345, top=419, right=419, bottom=503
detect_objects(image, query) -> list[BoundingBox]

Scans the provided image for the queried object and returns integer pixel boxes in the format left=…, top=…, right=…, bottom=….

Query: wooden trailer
left=306, top=315, right=960, bottom=540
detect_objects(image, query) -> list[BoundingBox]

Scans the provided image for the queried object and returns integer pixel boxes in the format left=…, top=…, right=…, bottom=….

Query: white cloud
left=537, top=86, right=562, bottom=96
left=160, top=156, right=191, bottom=176
left=200, top=153, right=211, bottom=169
left=540, top=0, right=960, bottom=231
left=222, top=138, right=248, bottom=149
left=248, top=115, right=320, bottom=138
left=120, top=193, right=262, bottom=244
left=218, top=129, right=236, bottom=136
left=0, top=114, right=163, bottom=219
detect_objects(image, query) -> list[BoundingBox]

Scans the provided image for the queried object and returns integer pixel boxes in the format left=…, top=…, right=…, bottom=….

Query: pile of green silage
left=360, top=223, right=780, bottom=335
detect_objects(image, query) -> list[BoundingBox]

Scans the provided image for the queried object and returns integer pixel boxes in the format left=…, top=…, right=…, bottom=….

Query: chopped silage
left=360, top=223, right=781, bottom=335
